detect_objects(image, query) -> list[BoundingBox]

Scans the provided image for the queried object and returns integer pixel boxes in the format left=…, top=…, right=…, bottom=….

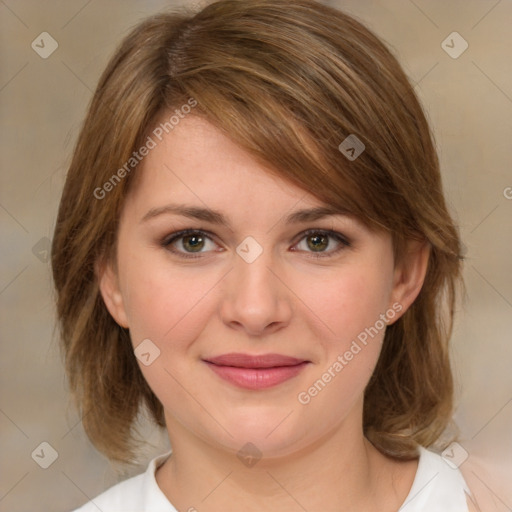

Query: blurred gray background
left=1, top=1, right=511, bottom=511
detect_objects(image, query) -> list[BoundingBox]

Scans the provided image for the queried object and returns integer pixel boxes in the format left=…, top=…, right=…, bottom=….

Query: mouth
left=202, top=353, right=310, bottom=390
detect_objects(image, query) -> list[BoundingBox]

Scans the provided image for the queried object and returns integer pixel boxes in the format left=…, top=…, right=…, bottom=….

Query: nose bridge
left=220, top=236, right=291, bottom=334
left=236, top=245, right=275, bottom=295
left=233, top=239, right=279, bottom=306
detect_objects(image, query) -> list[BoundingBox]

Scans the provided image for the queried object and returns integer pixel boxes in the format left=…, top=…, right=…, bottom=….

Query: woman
left=52, top=1, right=475, bottom=510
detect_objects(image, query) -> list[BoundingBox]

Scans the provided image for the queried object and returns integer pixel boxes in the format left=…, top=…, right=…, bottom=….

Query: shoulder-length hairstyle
left=52, top=0, right=463, bottom=464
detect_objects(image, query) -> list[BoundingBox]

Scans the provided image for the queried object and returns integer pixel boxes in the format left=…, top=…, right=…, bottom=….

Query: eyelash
left=161, top=228, right=351, bottom=260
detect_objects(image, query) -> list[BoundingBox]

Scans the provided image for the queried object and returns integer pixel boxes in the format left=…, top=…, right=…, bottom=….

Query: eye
left=292, top=229, right=350, bottom=258
left=162, top=228, right=351, bottom=260
left=162, top=229, right=220, bottom=259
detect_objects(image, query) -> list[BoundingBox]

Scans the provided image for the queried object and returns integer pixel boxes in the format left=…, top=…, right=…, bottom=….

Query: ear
left=388, top=239, right=430, bottom=324
left=96, top=258, right=130, bottom=329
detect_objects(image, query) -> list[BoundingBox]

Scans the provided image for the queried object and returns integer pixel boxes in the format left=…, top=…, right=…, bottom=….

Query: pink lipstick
left=203, top=353, right=309, bottom=390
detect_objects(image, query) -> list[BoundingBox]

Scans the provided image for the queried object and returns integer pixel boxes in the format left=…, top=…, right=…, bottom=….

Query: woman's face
left=100, top=114, right=421, bottom=458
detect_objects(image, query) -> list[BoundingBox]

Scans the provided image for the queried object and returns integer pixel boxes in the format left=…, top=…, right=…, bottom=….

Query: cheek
left=119, top=255, right=221, bottom=348
left=300, top=264, right=393, bottom=345
left=120, top=260, right=220, bottom=417
left=293, top=264, right=393, bottom=406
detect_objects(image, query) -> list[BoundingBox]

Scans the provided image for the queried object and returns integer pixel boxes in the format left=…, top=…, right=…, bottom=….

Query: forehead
left=123, top=115, right=337, bottom=224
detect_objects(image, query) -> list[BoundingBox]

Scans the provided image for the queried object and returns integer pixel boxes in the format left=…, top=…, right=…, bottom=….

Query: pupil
left=184, top=235, right=203, bottom=252
left=308, top=234, right=327, bottom=251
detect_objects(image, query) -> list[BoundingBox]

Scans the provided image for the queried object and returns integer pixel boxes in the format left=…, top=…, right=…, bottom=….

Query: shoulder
left=459, top=452, right=510, bottom=512
left=72, top=472, right=145, bottom=512
left=71, top=452, right=176, bottom=512
left=400, top=446, right=471, bottom=511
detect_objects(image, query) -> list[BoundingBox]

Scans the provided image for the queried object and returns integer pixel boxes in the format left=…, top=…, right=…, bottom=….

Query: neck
left=156, top=405, right=417, bottom=512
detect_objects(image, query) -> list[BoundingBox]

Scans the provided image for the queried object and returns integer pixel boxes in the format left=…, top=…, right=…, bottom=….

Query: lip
left=203, top=353, right=310, bottom=390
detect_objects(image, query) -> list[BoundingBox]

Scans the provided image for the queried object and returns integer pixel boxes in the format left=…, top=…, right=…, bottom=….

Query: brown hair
left=51, top=0, right=463, bottom=464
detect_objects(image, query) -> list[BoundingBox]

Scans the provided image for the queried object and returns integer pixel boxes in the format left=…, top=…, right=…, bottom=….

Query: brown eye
left=163, top=229, right=219, bottom=259
left=293, top=229, right=350, bottom=258
left=306, top=233, right=329, bottom=252
left=181, top=233, right=206, bottom=252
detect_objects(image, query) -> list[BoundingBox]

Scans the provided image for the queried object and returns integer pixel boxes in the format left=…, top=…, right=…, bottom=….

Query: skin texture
left=98, top=115, right=430, bottom=511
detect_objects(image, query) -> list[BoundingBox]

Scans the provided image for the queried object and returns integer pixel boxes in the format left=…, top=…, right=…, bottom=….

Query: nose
left=219, top=246, right=293, bottom=337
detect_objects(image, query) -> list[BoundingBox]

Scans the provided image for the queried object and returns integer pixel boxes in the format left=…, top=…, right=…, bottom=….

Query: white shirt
left=72, top=446, right=470, bottom=511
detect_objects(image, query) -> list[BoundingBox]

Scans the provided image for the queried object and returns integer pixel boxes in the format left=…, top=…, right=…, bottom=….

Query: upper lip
left=204, top=353, right=308, bottom=368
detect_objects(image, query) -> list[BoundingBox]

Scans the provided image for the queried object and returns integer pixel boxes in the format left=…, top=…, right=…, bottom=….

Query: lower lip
left=205, top=361, right=309, bottom=390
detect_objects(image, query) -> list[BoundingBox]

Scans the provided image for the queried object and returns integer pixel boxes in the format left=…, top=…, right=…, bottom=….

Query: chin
left=210, top=409, right=313, bottom=460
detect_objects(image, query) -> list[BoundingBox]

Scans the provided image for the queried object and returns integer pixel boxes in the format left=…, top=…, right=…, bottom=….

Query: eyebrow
left=141, top=204, right=351, bottom=228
